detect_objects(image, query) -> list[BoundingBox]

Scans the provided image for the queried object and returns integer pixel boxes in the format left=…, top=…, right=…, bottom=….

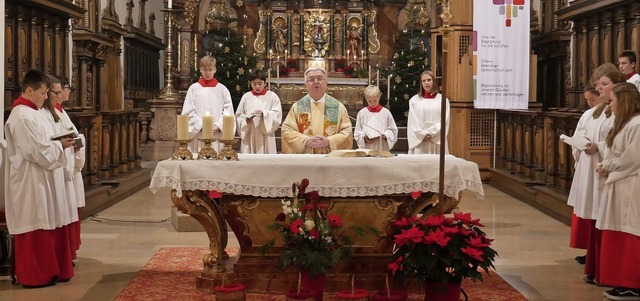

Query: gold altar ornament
left=197, top=138, right=218, bottom=160
left=172, top=139, right=194, bottom=160
left=217, top=139, right=240, bottom=161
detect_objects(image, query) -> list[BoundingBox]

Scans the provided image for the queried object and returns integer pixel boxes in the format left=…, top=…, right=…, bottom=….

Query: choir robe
left=56, top=105, right=86, bottom=255
left=235, top=90, right=282, bottom=154
left=353, top=107, right=398, bottom=151
left=627, top=72, right=640, bottom=92
left=566, top=107, right=613, bottom=248
left=181, top=80, right=234, bottom=154
left=4, top=100, right=75, bottom=285
left=281, top=94, right=353, bottom=154
left=406, top=93, right=450, bottom=154
left=596, top=115, right=640, bottom=288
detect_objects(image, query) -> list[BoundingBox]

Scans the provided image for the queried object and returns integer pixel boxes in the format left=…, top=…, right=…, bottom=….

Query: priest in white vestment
left=281, top=67, right=353, bottom=154
left=181, top=55, right=235, bottom=153
left=407, top=70, right=450, bottom=154
left=236, top=70, right=282, bottom=154
left=353, top=85, right=398, bottom=151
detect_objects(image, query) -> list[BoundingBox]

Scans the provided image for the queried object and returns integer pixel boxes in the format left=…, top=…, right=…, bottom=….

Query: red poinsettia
left=388, top=211, right=498, bottom=284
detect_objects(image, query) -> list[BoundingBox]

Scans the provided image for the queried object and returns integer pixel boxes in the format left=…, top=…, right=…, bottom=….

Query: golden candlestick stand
left=197, top=138, right=218, bottom=159
left=172, top=139, right=194, bottom=160
left=217, top=139, right=239, bottom=161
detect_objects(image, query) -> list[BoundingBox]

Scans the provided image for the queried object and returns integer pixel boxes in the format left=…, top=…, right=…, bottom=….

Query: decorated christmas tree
left=383, top=29, right=431, bottom=126
left=199, top=28, right=261, bottom=109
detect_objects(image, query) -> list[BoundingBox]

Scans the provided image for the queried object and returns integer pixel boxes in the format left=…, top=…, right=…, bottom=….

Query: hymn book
left=559, top=134, right=590, bottom=151
left=51, top=130, right=77, bottom=141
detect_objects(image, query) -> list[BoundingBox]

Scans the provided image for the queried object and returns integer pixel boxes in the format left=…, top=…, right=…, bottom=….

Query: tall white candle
left=202, top=113, right=214, bottom=139
left=177, top=115, right=189, bottom=140
left=268, top=69, right=272, bottom=90
left=376, top=70, right=380, bottom=87
left=168, top=0, right=172, bottom=9
left=387, top=75, right=391, bottom=101
left=276, top=66, right=280, bottom=88
left=222, top=114, right=235, bottom=140
left=368, top=65, right=372, bottom=85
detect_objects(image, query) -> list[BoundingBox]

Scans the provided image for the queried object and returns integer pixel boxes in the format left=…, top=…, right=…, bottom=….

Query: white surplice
left=353, top=107, right=398, bottom=151
left=596, top=115, right=640, bottom=236
left=235, top=90, right=282, bottom=154
left=181, top=82, right=234, bottom=153
left=406, top=93, right=450, bottom=154
left=567, top=107, right=614, bottom=220
left=56, top=108, right=86, bottom=208
left=4, top=106, right=74, bottom=234
left=627, top=73, right=640, bottom=92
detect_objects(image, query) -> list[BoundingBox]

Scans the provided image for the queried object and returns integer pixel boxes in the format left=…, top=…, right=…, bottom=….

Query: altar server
left=235, top=70, right=282, bottom=154
left=4, top=69, right=76, bottom=287
left=595, top=83, right=640, bottom=300
left=407, top=70, right=450, bottom=154
left=353, top=85, right=398, bottom=151
left=182, top=55, right=235, bottom=153
left=281, top=66, right=353, bottom=154
left=618, top=49, right=640, bottom=92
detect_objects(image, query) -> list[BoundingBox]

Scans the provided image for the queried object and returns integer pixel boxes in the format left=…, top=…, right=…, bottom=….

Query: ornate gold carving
left=183, top=0, right=203, bottom=25
left=254, top=10, right=267, bottom=54
left=271, top=16, right=288, bottom=55
left=304, top=10, right=332, bottom=57
left=366, top=10, right=381, bottom=54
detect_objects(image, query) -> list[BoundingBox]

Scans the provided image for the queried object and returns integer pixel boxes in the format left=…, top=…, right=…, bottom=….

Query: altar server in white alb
left=595, top=83, right=640, bottom=300
left=181, top=55, right=235, bottom=153
left=235, top=70, right=282, bottom=154
left=4, top=69, right=76, bottom=287
left=407, top=70, right=450, bottom=154
left=617, top=49, right=640, bottom=92
left=55, top=75, right=86, bottom=259
left=353, top=85, right=398, bottom=151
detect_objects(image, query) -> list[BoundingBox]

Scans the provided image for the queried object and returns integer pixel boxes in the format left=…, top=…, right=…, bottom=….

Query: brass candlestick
left=197, top=138, right=218, bottom=159
left=172, top=139, right=194, bottom=160
left=159, top=8, right=179, bottom=100
left=217, top=138, right=239, bottom=161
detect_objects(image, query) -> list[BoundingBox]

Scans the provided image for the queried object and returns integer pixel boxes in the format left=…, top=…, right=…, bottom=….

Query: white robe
left=353, top=107, right=398, bottom=151
left=235, top=90, right=282, bottom=154
left=4, top=105, right=74, bottom=234
left=567, top=107, right=614, bottom=220
left=181, top=82, right=235, bottom=154
left=627, top=73, right=640, bottom=92
left=596, top=115, right=640, bottom=237
left=56, top=108, right=86, bottom=208
left=406, top=94, right=450, bottom=154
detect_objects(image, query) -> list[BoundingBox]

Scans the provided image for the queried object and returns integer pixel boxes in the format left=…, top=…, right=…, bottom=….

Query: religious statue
left=348, top=25, right=362, bottom=59
left=311, top=16, right=327, bottom=57
left=273, top=25, right=287, bottom=55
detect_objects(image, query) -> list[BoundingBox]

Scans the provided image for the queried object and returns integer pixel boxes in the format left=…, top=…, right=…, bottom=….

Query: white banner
left=473, top=0, right=530, bottom=109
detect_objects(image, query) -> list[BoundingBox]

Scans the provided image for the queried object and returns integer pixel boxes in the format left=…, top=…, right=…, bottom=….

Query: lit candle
left=168, top=0, right=172, bottom=9
left=202, top=112, right=214, bottom=139
left=368, top=65, right=372, bottom=85
left=177, top=115, right=189, bottom=140
left=285, top=50, right=288, bottom=61
left=222, top=114, right=235, bottom=140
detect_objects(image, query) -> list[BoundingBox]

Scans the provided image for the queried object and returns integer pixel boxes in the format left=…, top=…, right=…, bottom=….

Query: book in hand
left=327, top=149, right=395, bottom=158
left=51, top=130, right=77, bottom=141
left=239, top=113, right=257, bottom=119
left=559, top=134, right=589, bottom=151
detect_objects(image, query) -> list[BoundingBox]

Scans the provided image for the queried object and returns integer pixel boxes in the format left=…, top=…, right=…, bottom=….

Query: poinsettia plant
left=260, top=179, right=353, bottom=278
left=387, top=212, right=498, bottom=285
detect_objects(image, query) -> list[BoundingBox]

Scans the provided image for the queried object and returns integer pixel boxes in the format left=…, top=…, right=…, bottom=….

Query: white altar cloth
left=149, top=154, right=484, bottom=198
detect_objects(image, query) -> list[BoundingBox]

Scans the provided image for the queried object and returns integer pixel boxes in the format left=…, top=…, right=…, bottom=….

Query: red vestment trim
left=569, top=213, right=593, bottom=249
left=366, top=104, right=383, bottom=113
left=599, top=230, right=640, bottom=288
left=422, top=92, right=437, bottom=99
left=626, top=71, right=637, bottom=80
left=251, top=88, right=268, bottom=96
left=198, top=77, right=219, bottom=87
left=11, top=96, right=38, bottom=110
left=54, top=102, right=63, bottom=112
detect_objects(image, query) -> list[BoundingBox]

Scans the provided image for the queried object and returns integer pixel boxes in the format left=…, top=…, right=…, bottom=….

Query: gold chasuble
left=281, top=94, right=353, bottom=154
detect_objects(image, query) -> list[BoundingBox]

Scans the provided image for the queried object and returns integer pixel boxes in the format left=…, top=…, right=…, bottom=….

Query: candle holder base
left=197, top=138, right=218, bottom=159
left=172, top=139, right=194, bottom=160
left=217, top=139, right=239, bottom=161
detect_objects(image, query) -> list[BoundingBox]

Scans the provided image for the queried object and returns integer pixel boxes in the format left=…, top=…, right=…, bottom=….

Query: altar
left=149, top=154, right=484, bottom=293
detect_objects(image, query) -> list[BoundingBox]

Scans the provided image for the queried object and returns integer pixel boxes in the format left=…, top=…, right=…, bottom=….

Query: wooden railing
left=496, top=110, right=582, bottom=192
left=67, top=109, right=143, bottom=187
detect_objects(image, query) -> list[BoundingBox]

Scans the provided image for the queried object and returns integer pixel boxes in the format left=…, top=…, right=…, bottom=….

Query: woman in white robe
left=353, top=85, right=398, bottom=151
left=235, top=70, right=282, bottom=154
left=594, top=83, right=640, bottom=298
left=407, top=70, right=450, bottom=154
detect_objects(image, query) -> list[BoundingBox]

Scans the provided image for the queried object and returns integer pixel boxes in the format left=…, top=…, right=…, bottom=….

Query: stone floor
left=0, top=184, right=610, bottom=300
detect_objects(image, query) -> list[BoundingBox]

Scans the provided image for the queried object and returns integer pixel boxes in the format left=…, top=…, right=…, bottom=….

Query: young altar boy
left=353, top=85, right=398, bottom=151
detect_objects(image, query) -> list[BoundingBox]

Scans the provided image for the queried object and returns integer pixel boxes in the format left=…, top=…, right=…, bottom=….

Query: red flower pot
left=301, top=270, right=325, bottom=301
left=371, top=289, right=408, bottom=301
left=289, top=68, right=296, bottom=72
left=423, top=282, right=461, bottom=301
left=336, top=288, right=370, bottom=300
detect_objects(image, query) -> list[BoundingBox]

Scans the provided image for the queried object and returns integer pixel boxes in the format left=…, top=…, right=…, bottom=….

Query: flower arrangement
left=343, top=66, right=355, bottom=78
left=387, top=211, right=497, bottom=285
left=261, top=179, right=352, bottom=278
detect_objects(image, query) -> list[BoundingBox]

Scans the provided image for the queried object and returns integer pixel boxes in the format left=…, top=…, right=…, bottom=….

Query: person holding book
left=594, top=83, right=640, bottom=299
left=235, top=70, right=282, bottom=154
left=407, top=70, right=450, bottom=154
left=4, top=69, right=76, bottom=287
left=353, top=85, right=398, bottom=151
left=181, top=55, right=234, bottom=153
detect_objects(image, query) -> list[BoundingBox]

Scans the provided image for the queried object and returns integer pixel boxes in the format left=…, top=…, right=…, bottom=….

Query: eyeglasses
left=306, top=77, right=326, bottom=83
left=49, top=90, right=62, bottom=96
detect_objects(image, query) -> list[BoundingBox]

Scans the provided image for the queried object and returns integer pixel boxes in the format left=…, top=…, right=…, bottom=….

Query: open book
left=239, top=113, right=257, bottom=119
left=327, top=149, right=395, bottom=158
left=51, top=130, right=77, bottom=141
left=559, top=134, right=589, bottom=151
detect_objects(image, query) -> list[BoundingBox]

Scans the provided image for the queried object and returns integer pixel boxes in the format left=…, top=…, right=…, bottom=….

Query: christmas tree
left=199, top=28, right=261, bottom=109
left=382, top=29, right=431, bottom=126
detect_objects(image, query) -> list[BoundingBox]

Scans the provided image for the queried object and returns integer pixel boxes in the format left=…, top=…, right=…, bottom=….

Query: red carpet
left=114, top=247, right=526, bottom=301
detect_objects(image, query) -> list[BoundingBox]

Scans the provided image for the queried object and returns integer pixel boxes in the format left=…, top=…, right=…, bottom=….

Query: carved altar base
left=171, top=189, right=460, bottom=294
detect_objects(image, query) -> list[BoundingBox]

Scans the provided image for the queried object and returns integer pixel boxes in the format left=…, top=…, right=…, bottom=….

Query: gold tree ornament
left=404, top=94, right=410, bottom=100
left=256, top=61, right=265, bottom=69
left=394, top=52, right=399, bottom=59
left=395, top=75, right=402, bottom=84
left=238, top=67, right=245, bottom=75
left=408, top=60, right=414, bottom=67
left=236, top=0, right=243, bottom=7
left=224, top=46, right=230, bottom=53
left=236, top=85, right=242, bottom=92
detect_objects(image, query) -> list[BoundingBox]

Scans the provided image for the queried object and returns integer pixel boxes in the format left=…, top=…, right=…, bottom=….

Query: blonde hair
left=200, top=55, right=217, bottom=68
left=364, top=85, right=381, bottom=98
left=592, top=65, right=626, bottom=119
left=304, top=66, right=327, bottom=82
left=419, top=70, right=439, bottom=95
left=606, top=83, right=640, bottom=147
